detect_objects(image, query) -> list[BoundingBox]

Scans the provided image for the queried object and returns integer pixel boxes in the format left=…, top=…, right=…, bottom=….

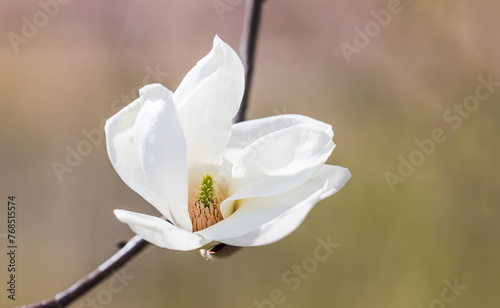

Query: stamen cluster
left=189, top=174, right=224, bottom=232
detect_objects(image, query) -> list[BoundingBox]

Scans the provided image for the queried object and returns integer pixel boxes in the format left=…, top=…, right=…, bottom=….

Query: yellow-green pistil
left=189, top=174, right=224, bottom=232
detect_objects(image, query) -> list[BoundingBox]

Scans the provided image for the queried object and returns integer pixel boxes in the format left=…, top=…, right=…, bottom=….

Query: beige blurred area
left=1, top=0, right=499, bottom=307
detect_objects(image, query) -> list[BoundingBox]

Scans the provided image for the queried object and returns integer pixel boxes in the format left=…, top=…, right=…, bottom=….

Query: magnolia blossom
left=105, top=36, right=351, bottom=255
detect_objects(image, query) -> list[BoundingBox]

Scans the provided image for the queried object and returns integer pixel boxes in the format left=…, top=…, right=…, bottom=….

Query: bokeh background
left=1, top=0, right=499, bottom=307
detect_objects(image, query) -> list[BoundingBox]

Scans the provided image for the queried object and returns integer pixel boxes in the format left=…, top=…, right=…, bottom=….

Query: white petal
left=105, top=97, right=173, bottom=222
left=114, top=210, right=209, bottom=251
left=173, top=36, right=244, bottom=190
left=315, top=165, right=351, bottom=201
left=220, top=122, right=335, bottom=217
left=224, top=114, right=333, bottom=165
left=197, top=178, right=328, bottom=246
left=228, top=114, right=333, bottom=150
left=223, top=197, right=320, bottom=247
left=133, top=84, right=191, bottom=231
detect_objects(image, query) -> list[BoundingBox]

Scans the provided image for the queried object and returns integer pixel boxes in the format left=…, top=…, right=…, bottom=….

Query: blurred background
left=1, top=0, right=499, bottom=307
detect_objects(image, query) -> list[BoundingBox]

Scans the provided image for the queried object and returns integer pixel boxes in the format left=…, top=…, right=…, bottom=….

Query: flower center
left=189, top=174, right=224, bottom=232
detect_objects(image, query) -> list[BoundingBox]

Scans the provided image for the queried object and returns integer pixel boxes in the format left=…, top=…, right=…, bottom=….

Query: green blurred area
left=1, top=1, right=499, bottom=307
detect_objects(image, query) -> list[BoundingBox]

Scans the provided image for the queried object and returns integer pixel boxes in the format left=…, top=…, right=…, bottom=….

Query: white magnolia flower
left=105, top=36, right=351, bottom=256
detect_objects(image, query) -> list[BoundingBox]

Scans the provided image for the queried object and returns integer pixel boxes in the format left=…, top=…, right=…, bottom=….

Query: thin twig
left=19, top=236, right=149, bottom=308
left=234, top=0, right=265, bottom=124
left=21, top=1, right=264, bottom=307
